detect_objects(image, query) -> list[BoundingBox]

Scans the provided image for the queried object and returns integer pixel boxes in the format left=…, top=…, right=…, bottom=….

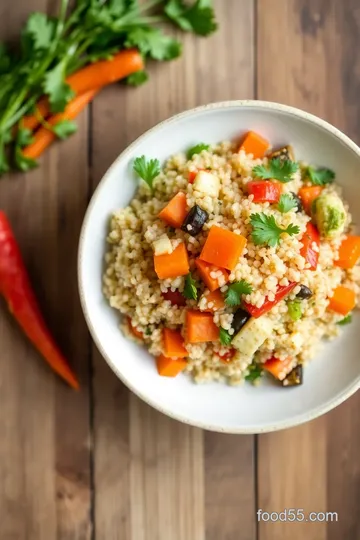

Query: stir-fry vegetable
left=239, top=131, right=270, bottom=158
left=269, top=145, right=294, bottom=162
left=335, top=236, right=360, bottom=269
left=186, top=310, right=219, bottom=343
left=153, top=234, right=173, bottom=255
left=162, top=290, right=186, bottom=306
left=193, top=170, right=220, bottom=197
left=298, top=185, right=323, bottom=214
left=202, top=290, right=225, bottom=312
left=163, top=328, right=187, bottom=357
left=232, top=316, right=274, bottom=356
left=231, top=308, right=251, bottom=334
left=200, top=225, right=247, bottom=271
left=158, top=192, right=187, bottom=228
left=263, top=356, right=293, bottom=381
left=282, top=365, right=303, bottom=386
left=154, top=242, right=189, bottom=279
left=248, top=180, right=282, bottom=203
left=181, top=204, right=208, bottom=236
left=287, top=299, right=302, bottom=321
left=296, top=284, right=313, bottom=300
left=300, top=222, right=320, bottom=270
left=243, top=282, right=297, bottom=318
left=156, top=354, right=187, bottom=377
left=328, top=286, right=356, bottom=316
left=128, top=317, right=144, bottom=340
left=195, top=259, right=229, bottom=292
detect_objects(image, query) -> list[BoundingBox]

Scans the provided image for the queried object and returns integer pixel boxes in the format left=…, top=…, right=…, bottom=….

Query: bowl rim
left=78, top=99, right=360, bottom=434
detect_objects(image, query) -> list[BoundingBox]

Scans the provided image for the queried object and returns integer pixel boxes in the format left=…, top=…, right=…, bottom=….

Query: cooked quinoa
left=103, top=135, right=360, bottom=387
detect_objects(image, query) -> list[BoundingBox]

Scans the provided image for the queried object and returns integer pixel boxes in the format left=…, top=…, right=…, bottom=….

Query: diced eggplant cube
left=282, top=364, right=303, bottom=387
left=181, top=205, right=209, bottom=236
left=270, top=145, right=295, bottom=162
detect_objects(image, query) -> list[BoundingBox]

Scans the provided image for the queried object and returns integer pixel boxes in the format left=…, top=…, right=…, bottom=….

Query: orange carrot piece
left=328, top=286, right=356, bottom=316
left=154, top=243, right=189, bottom=280
left=186, top=310, right=219, bottom=343
left=298, top=185, right=323, bottom=214
left=195, top=258, right=229, bottom=292
left=163, top=328, right=187, bottom=358
left=202, top=290, right=225, bottom=312
left=23, top=49, right=144, bottom=130
left=239, top=131, right=270, bottom=158
left=264, top=357, right=293, bottom=380
left=127, top=317, right=144, bottom=340
left=22, top=90, right=98, bottom=160
left=335, top=236, right=360, bottom=269
left=158, top=192, right=187, bottom=228
left=200, top=226, right=247, bottom=271
left=156, top=354, right=187, bottom=377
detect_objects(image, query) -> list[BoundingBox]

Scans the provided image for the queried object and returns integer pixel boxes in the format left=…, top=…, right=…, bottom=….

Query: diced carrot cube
left=328, top=286, right=356, bottom=316
left=335, top=236, right=360, bottom=269
left=186, top=310, right=219, bottom=343
left=201, top=289, right=225, bottom=312
left=264, top=357, right=293, bottom=380
left=127, top=317, right=144, bottom=340
left=156, top=354, right=187, bottom=377
left=154, top=243, right=189, bottom=279
left=163, top=328, right=187, bottom=358
left=298, top=186, right=323, bottom=214
left=195, top=258, right=229, bottom=292
left=239, top=131, right=270, bottom=158
left=199, top=226, right=247, bottom=271
left=158, top=192, right=187, bottom=228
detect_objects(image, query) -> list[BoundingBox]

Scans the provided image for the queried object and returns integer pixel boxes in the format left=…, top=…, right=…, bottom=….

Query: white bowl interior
left=79, top=102, right=360, bottom=433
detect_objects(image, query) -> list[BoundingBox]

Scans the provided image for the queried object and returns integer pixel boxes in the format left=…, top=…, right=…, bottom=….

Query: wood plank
left=0, top=2, right=91, bottom=539
left=90, top=2, right=256, bottom=539
left=257, top=1, right=360, bottom=539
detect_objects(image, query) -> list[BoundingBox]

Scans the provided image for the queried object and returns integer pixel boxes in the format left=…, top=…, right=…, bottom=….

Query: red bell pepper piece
left=188, top=168, right=210, bottom=184
left=243, top=282, right=297, bottom=318
left=0, top=212, right=79, bottom=389
left=300, top=222, right=320, bottom=270
left=162, top=290, right=186, bottom=306
left=216, top=349, right=235, bottom=363
left=247, top=180, right=282, bottom=203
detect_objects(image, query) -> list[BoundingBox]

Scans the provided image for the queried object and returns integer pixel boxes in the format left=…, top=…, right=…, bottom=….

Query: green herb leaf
left=145, top=327, right=152, bottom=336
left=219, top=327, right=232, bottom=346
left=43, top=62, right=75, bottom=113
left=187, top=143, right=210, bottom=159
left=245, top=362, right=263, bottom=382
left=126, top=70, right=149, bottom=86
left=23, top=12, right=54, bottom=50
left=133, top=155, right=161, bottom=190
left=287, top=299, right=302, bottom=321
left=52, top=119, right=78, bottom=140
left=165, top=0, right=218, bottom=36
left=14, top=147, right=37, bottom=172
left=225, top=280, right=253, bottom=307
left=253, top=158, right=299, bottom=183
left=183, top=272, right=198, bottom=300
left=0, top=43, right=12, bottom=74
left=16, top=127, right=34, bottom=147
left=250, top=213, right=300, bottom=247
left=337, top=313, right=352, bottom=325
left=307, top=166, right=335, bottom=186
left=125, top=27, right=182, bottom=61
left=278, top=193, right=298, bottom=213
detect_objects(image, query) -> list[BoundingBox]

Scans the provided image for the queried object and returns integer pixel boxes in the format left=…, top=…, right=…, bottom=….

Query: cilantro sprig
left=219, top=327, right=232, bottom=346
left=187, top=143, right=210, bottom=159
left=250, top=213, right=300, bottom=247
left=278, top=193, right=298, bottom=213
left=133, top=156, right=161, bottom=190
left=245, top=362, right=263, bottom=382
left=165, top=0, right=218, bottom=36
left=306, top=166, right=335, bottom=186
left=253, top=158, right=299, bottom=183
left=225, top=280, right=253, bottom=307
left=183, top=272, right=199, bottom=301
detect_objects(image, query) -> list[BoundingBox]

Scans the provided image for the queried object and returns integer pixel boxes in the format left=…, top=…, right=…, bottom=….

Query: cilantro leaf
left=43, top=62, right=75, bottom=113
left=219, top=327, right=232, bottom=346
left=165, top=0, right=218, bottom=36
left=245, top=362, right=263, bottom=382
left=278, top=193, right=298, bottom=213
left=187, top=143, right=210, bottom=159
left=287, top=299, right=302, bottom=321
left=250, top=213, right=300, bottom=247
left=307, top=166, right=335, bottom=186
left=23, top=12, right=54, bottom=50
left=133, top=155, right=161, bottom=190
left=253, top=158, right=299, bottom=183
left=52, top=120, right=78, bottom=140
left=0, top=43, right=12, bottom=74
left=126, top=70, right=149, bottom=86
left=337, top=314, right=352, bottom=325
left=125, top=27, right=182, bottom=61
left=225, top=280, right=253, bottom=307
left=183, top=272, right=198, bottom=300
left=14, top=147, right=37, bottom=172
left=16, top=127, right=34, bottom=147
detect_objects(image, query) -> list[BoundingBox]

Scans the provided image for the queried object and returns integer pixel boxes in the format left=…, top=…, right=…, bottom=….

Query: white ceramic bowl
left=78, top=100, right=360, bottom=433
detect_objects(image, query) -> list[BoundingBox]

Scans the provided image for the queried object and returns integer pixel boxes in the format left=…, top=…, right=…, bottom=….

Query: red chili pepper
left=0, top=212, right=79, bottom=389
left=247, top=180, right=282, bottom=203
left=162, top=290, right=186, bottom=306
left=300, top=222, right=320, bottom=270
left=243, top=282, right=297, bottom=318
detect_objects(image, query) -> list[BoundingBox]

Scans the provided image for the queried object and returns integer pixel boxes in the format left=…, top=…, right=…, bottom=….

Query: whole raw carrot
left=23, top=49, right=144, bottom=131
left=22, top=89, right=98, bottom=160
left=0, top=212, right=79, bottom=389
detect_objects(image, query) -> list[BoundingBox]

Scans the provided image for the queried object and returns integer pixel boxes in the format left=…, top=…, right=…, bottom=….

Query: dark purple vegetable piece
left=296, top=285, right=313, bottom=300
left=232, top=308, right=251, bottom=334
left=181, top=204, right=208, bottom=236
left=282, top=364, right=303, bottom=387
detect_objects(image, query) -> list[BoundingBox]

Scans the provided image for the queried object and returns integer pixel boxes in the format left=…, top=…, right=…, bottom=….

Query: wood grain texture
left=0, top=2, right=91, bottom=539
left=257, top=1, right=360, bottom=539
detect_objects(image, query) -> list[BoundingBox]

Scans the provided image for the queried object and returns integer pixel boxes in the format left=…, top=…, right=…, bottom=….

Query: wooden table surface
left=1, top=1, right=360, bottom=539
